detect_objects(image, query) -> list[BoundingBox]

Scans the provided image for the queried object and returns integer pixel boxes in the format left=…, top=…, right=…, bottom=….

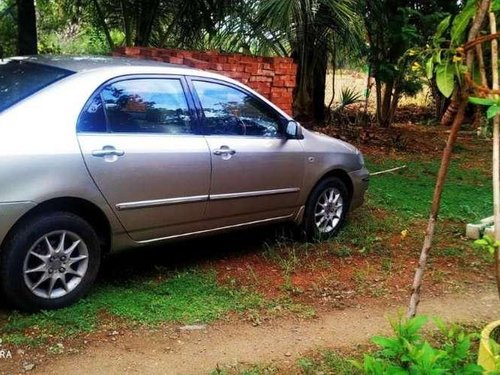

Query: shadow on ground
left=98, top=224, right=289, bottom=282
left=0, top=224, right=291, bottom=314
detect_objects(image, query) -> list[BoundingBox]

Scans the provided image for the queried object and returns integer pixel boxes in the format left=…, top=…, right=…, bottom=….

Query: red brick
left=183, top=57, right=210, bottom=69
left=257, top=69, right=274, bottom=77
left=249, top=76, right=270, bottom=83
left=208, top=62, right=224, bottom=71
left=112, top=47, right=296, bottom=113
left=263, top=57, right=274, bottom=64
left=224, top=71, right=245, bottom=79
left=168, top=56, right=184, bottom=64
left=124, top=47, right=141, bottom=56
left=193, top=52, right=210, bottom=61
left=244, top=64, right=259, bottom=74
left=241, top=56, right=254, bottom=64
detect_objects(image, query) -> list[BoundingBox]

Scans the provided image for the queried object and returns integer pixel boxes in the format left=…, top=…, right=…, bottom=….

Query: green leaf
left=432, top=317, right=447, bottom=334
left=487, top=105, right=500, bottom=119
left=435, top=15, right=451, bottom=40
left=469, top=97, right=496, bottom=106
left=372, top=336, right=399, bottom=350
left=426, top=58, right=434, bottom=79
left=474, top=239, right=489, bottom=246
left=407, top=315, right=428, bottom=335
left=436, top=63, right=455, bottom=98
left=494, top=0, right=500, bottom=12
left=451, top=0, right=476, bottom=45
left=433, top=51, right=442, bottom=65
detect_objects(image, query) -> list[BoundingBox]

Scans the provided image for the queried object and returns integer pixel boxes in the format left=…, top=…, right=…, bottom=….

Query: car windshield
left=0, top=60, right=73, bottom=113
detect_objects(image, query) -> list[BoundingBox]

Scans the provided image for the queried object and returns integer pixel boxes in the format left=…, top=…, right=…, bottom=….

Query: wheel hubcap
left=23, top=230, right=89, bottom=299
left=314, top=187, right=344, bottom=234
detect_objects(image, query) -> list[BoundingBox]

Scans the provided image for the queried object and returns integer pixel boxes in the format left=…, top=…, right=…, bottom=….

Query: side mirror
left=285, top=120, right=300, bottom=139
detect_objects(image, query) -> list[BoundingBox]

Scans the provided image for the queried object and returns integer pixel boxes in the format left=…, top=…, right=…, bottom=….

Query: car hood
left=302, top=128, right=359, bottom=154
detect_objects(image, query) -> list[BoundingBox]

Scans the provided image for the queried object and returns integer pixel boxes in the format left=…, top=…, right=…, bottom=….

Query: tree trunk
left=134, top=0, right=160, bottom=46
left=92, top=0, right=114, bottom=50
left=407, top=96, right=467, bottom=318
left=430, top=78, right=449, bottom=121
left=120, top=0, right=133, bottom=46
left=377, top=81, right=394, bottom=128
left=313, top=49, right=328, bottom=124
left=292, top=49, right=314, bottom=123
left=489, top=10, right=500, bottom=299
left=363, top=65, right=373, bottom=127
left=388, top=84, right=402, bottom=124
left=407, top=0, right=491, bottom=318
left=327, top=44, right=337, bottom=111
left=441, top=93, right=459, bottom=126
left=16, top=0, right=37, bottom=55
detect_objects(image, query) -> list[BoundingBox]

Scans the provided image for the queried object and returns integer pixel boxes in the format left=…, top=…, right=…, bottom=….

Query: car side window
left=78, top=96, right=107, bottom=133
left=192, top=80, right=283, bottom=137
left=97, top=78, right=193, bottom=134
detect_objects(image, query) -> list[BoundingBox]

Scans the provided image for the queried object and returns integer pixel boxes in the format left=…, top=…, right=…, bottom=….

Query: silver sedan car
left=0, top=56, right=369, bottom=311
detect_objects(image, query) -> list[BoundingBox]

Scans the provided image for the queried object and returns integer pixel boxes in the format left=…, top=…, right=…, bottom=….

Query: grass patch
left=330, top=204, right=399, bottom=255
left=366, top=157, right=492, bottom=221
left=212, top=364, right=278, bottom=375
left=211, top=351, right=360, bottom=375
left=298, top=351, right=361, bottom=375
left=0, top=271, right=262, bottom=346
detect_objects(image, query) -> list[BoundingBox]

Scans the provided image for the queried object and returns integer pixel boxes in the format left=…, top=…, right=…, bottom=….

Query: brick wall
left=112, top=47, right=297, bottom=115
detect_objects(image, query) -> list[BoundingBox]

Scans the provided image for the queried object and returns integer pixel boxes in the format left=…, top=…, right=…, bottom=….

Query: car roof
left=2, top=55, right=293, bottom=120
left=6, top=54, right=245, bottom=84
left=7, top=55, right=192, bottom=73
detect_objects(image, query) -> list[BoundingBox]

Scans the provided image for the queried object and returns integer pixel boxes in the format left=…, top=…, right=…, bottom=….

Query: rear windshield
left=0, top=60, right=73, bottom=113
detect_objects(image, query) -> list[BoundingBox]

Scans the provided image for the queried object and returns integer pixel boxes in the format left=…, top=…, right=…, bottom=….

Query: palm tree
left=89, top=0, right=236, bottom=49
left=16, top=0, right=37, bottom=54
left=257, top=0, right=363, bottom=123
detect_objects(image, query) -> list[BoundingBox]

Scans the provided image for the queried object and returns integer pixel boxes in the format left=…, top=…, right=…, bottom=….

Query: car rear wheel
left=302, top=177, right=349, bottom=241
left=0, top=212, right=101, bottom=311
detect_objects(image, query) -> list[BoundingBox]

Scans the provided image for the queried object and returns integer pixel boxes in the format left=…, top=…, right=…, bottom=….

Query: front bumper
left=349, top=167, right=370, bottom=210
left=0, top=201, right=36, bottom=246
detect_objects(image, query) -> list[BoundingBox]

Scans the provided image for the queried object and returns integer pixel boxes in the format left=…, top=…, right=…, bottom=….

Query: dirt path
left=19, top=288, right=498, bottom=375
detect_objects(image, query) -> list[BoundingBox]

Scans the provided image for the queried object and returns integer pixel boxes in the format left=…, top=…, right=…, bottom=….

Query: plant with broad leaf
left=355, top=315, right=484, bottom=374
left=469, top=97, right=500, bottom=119
left=422, top=1, right=477, bottom=99
left=475, top=235, right=500, bottom=255
left=408, top=0, right=500, bottom=319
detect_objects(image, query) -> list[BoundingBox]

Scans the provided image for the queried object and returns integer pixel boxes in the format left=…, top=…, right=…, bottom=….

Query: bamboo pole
left=407, top=0, right=492, bottom=318
left=489, top=10, right=500, bottom=299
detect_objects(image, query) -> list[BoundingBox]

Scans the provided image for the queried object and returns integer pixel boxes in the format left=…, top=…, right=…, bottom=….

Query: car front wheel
left=0, top=212, right=101, bottom=311
left=302, top=177, right=349, bottom=241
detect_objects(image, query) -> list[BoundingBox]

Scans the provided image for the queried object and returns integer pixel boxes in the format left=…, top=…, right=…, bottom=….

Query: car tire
left=302, top=177, right=349, bottom=241
left=0, top=212, right=101, bottom=312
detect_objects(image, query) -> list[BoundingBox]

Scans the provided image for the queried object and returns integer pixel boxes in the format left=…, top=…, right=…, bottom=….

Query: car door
left=77, top=76, right=211, bottom=242
left=189, top=78, right=305, bottom=226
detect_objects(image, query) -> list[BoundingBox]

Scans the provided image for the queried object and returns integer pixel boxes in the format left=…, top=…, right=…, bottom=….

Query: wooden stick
left=407, top=0, right=492, bottom=318
left=489, top=9, right=500, bottom=299
left=370, top=165, right=407, bottom=176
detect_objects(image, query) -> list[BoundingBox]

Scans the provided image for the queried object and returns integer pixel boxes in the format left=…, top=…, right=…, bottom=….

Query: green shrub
left=356, top=315, right=484, bottom=374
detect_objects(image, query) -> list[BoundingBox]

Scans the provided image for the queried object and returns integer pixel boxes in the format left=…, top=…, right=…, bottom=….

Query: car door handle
left=213, top=148, right=236, bottom=156
left=92, top=147, right=125, bottom=157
